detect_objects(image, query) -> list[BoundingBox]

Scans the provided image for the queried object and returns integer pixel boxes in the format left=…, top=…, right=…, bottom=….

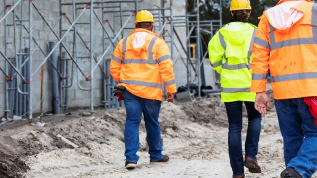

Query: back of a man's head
left=136, top=22, right=152, bottom=29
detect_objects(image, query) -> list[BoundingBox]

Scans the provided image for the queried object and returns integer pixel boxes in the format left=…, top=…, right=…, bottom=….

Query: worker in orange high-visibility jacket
left=110, top=10, right=176, bottom=170
left=251, top=0, right=317, bottom=177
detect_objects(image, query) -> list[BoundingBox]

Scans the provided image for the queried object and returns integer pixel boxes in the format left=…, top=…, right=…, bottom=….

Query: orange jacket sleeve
left=156, top=39, right=177, bottom=94
left=251, top=14, right=271, bottom=93
left=110, top=39, right=123, bottom=82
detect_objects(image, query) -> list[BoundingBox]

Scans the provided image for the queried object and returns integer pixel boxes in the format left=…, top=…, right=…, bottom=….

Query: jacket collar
left=277, top=0, right=311, bottom=5
left=130, top=28, right=163, bottom=40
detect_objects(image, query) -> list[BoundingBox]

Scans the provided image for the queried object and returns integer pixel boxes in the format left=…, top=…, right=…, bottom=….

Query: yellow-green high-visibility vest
left=208, top=22, right=257, bottom=102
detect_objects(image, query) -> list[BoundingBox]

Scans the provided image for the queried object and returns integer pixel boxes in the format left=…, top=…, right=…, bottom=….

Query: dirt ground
left=0, top=94, right=316, bottom=178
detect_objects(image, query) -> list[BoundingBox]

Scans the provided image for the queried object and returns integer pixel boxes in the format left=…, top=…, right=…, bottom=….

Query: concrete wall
left=0, top=0, right=188, bottom=118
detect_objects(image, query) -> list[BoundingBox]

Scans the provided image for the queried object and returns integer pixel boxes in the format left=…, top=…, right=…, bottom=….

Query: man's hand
left=255, top=92, right=271, bottom=115
left=166, top=92, right=174, bottom=102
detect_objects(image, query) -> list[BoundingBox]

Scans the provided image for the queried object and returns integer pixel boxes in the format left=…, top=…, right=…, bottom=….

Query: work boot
left=232, top=174, right=245, bottom=178
left=280, top=167, right=302, bottom=178
left=150, top=155, right=169, bottom=164
left=125, top=162, right=136, bottom=169
left=244, top=157, right=261, bottom=173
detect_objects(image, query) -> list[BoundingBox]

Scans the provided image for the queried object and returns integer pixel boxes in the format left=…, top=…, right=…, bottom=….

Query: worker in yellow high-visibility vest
left=208, top=0, right=261, bottom=177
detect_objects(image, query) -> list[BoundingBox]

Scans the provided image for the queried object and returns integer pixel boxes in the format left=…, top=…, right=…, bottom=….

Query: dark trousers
left=122, top=90, right=163, bottom=163
left=225, top=101, right=262, bottom=175
left=275, top=98, right=317, bottom=178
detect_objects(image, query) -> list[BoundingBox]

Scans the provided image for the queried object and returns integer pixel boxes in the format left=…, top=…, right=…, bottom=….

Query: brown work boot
left=125, top=162, right=136, bottom=169
left=150, top=155, right=169, bottom=164
left=232, top=174, right=245, bottom=178
left=244, top=157, right=261, bottom=173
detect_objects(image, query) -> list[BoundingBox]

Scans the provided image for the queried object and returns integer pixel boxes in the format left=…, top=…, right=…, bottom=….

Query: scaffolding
left=0, top=0, right=221, bottom=122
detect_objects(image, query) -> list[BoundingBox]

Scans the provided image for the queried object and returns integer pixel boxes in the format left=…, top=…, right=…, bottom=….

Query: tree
left=185, top=0, right=279, bottom=62
left=187, top=0, right=280, bottom=26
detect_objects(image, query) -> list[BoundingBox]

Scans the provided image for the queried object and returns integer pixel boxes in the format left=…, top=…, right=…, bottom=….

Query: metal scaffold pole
left=220, top=0, right=222, bottom=27
left=90, top=0, right=94, bottom=114
left=4, top=0, right=9, bottom=119
left=0, top=0, right=223, bottom=121
left=101, top=1, right=137, bottom=108
left=1, top=0, right=34, bottom=119
left=170, top=0, right=174, bottom=60
left=28, top=0, right=33, bottom=119
left=197, top=0, right=201, bottom=97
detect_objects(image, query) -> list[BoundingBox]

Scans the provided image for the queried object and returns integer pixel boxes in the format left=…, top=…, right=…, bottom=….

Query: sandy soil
left=0, top=94, right=316, bottom=178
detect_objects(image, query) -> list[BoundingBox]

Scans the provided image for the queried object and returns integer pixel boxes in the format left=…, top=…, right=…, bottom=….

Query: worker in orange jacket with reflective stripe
left=110, top=10, right=176, bottom=169
left=251, top=0, right=317, bottom=177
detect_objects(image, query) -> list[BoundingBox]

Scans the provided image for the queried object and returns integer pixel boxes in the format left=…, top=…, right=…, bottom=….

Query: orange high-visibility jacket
left=110, top=28, right=176, bottom=101
left=251, top=0, right=317, bottom=99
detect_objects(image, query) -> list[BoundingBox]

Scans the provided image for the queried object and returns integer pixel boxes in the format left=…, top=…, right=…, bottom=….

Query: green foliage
left=187, top=0, right=280, bottom=26
left=185, top=0, right=279, bottom=55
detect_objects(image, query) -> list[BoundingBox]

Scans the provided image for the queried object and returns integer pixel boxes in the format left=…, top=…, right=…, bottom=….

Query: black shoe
left=125, top=162, right=136, bottom=169
left=150, top=155, right=169, bottom=164
left=281, top=167, right=302, bottom=178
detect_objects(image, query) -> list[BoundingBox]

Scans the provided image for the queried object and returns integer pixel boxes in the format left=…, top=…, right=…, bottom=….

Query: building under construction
left=0, top=0, right=221, bottom=121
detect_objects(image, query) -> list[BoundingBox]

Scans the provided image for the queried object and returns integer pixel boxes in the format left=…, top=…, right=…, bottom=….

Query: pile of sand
left=0, top=94, right=315, bottom=178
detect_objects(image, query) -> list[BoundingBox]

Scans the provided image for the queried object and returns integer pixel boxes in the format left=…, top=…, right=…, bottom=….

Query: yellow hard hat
left=135, top=10, right=154, bottom=24
left=230, top=0, right=251, bottom=11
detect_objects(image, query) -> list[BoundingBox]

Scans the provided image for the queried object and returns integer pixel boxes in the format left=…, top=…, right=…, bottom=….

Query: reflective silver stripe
left=219, top=32, right=226, bottom=49
left=269, top=23, right=275, bottom=47
left=218, top=32, right=229, bottom=68
left=312, top=4, right=317, bottom=36
left=119, top=80, right=162, bottom=88
left=221, top=87, right=251, bottom=93
left=271, top=72, right=317, bottom=82
left=122, top=59, right=157, bottom=64
left=247, top=29, right=257, bottom=60
left=157, top=55, right=170, bottom=63
left=223, top=52, right=227, bottom=60
left=122, top=37, right=127, bottom=60
left=148, top=37, right=158, bottom=60
left=165, top=79, right=175, bottom=86
left=211, top=60, right=222, bottom=68
left=254, top=37, right=270, bottom=49
left=111, top=55, right=122, bottom=63
left=271, top=38, right=317, bottom=50
left=223, top=63, right=250, bottom=70
left=252, top=73, right=268, bottom=80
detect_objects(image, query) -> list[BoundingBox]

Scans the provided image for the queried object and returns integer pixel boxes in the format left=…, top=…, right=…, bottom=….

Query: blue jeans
left=224, top=101, right=262, bottom=175
left=122, top=90, right=163, bottom=163
left=275, top=98, right=317, bottom=178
